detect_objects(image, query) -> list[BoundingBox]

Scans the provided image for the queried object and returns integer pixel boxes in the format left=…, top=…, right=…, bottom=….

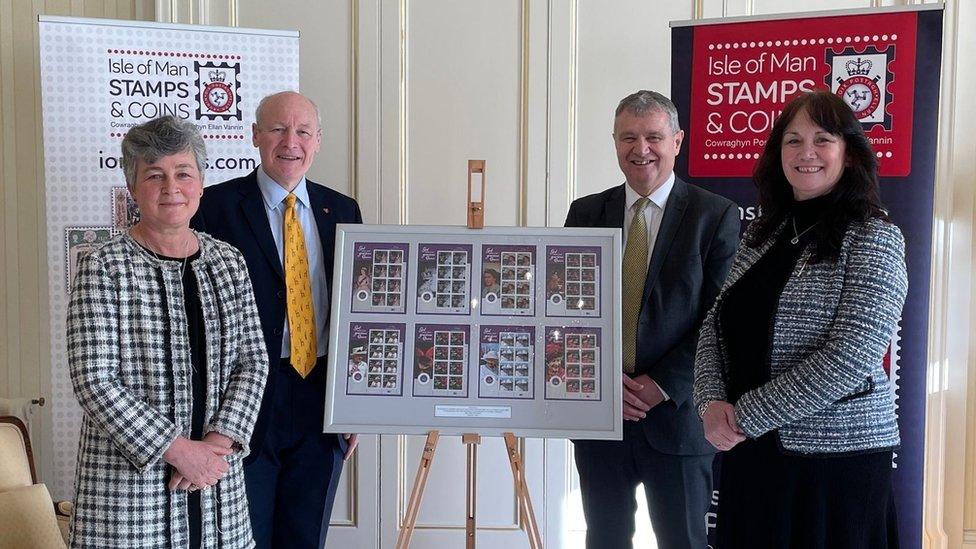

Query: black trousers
left=245, top=358, right=345, bottom=549
left=574, top=422, right=713, bottom=549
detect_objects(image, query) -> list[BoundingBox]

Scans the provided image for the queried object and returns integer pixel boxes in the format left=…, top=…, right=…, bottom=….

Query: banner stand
left=669, top=5, right=944, bottom=547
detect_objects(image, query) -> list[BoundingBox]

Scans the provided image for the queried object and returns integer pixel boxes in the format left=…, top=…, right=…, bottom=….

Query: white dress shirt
left=256, top=166, right=329, bottom=359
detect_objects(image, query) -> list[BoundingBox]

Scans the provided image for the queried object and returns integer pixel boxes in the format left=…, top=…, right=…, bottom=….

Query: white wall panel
left=237, top=0, right=354, bottom=199
left=572, top=0, right=693, bottom=211
left=405, top=0, right=524, bottom=227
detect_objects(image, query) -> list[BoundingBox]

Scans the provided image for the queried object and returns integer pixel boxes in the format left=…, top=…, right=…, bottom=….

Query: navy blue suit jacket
left=565, top=178, right=738, bottom=455
left=191, top=169, right=362, bottom=463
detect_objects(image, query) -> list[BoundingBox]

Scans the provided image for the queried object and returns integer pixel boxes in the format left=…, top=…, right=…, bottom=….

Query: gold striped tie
left=284, top=193, right=317, bottom=377
left=622, top=197, right=650, bottom=374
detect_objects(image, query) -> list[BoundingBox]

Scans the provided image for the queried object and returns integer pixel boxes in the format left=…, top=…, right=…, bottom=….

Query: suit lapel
left=308, top=183, right=338, bottom=290
left=602, top=185, right=626, bottom=229
left=642, top=178, right=688, bottom=302
left=238, top=173, right=285, bottom=281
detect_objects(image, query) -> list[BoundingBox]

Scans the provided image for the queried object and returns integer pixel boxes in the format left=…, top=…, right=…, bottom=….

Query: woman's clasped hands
left=702, top=400, right=746, bottom=452
left=163, top=432, right=235, bottom=492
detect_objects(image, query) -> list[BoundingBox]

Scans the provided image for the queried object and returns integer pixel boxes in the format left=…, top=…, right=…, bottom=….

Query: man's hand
left=622, top=376, right=651, bottom=421
left=702, top=400, right=746, bottom=452
left=622, top=374, right=666, bottom=421
left=630, top=374, right=665, bottom=409
left=342, top=434, right=359, bottom=461
left=163, top=436, right=233, bottom=491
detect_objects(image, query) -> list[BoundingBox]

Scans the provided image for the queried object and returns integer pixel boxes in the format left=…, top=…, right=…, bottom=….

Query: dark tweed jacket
left=693, top=217, right=907, bottom=455
left=67, top=232, right=268, bottom=548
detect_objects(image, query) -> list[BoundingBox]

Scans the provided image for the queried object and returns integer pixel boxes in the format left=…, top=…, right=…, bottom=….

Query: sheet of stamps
left=65, top=227, right=115, bottom=292
left=480, top=244, right=536, bottom=316
left=477, top=325, right=535, bottom=399
left=345, top=322, right=406, bottom=396
left=415, top=243, right=472, bottom=315
left=110, top=186, right=140, bottom=231
left=350, top=242, right=408, bottom=314
left=544, top=326, right=601, bottom=401
left=413, top=323, right=470, bottom=398
left=545, top=246, right=602, bottom=317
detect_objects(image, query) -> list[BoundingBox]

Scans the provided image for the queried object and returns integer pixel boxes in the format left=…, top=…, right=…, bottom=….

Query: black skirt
left=716, top=433, right=899, bottom=549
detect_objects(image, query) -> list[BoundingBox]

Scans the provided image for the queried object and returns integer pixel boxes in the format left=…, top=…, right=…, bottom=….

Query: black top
left=719, top=195, right=830, bottom=404
left=139, top=244, right=205, bottom=548
left=147, top=248, right=207, bottom=436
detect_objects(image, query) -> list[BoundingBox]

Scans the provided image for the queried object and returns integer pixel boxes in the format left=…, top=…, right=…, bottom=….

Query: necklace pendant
left=790, top=236, right=800, bottom=245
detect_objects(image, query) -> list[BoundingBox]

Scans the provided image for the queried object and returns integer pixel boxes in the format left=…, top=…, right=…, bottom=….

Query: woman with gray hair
left=67, top=115, right=268, bottom=548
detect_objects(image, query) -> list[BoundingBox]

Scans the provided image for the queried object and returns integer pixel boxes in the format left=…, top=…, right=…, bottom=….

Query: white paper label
left=435, top=405, right=512, bottom=419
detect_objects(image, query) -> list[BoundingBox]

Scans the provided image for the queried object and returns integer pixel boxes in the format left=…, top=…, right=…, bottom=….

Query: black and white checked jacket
left=694, top=217, right=907, bottom=455
left=67, top=232, right=268, bottom=548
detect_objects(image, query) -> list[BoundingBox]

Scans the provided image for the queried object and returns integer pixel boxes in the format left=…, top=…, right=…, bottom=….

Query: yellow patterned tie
left=622, top=197, right=650, bottom=374
left=284, top=193, right=317, bottom=377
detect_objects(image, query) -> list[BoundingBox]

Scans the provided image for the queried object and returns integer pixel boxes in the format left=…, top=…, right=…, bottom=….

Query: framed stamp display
left=325, top=225, right=622, bottom=439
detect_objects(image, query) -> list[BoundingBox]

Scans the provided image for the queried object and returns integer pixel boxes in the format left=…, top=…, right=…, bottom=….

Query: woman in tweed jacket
left=67, top=116, right=268, bottom=548
left=693, top=91, right=907, bottom=547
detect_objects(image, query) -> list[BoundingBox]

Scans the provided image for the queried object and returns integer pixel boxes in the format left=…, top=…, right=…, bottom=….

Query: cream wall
left=2, top=0, right=974, bottom=546
left=0, top=0, right=156, bottom=517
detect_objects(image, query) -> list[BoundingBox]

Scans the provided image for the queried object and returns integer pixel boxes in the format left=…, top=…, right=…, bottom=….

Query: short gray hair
left=614, top=90, right=681, bottom=133
left=255, top=91, right=323, bottom=128
left=121, top=116, right=206, bottom=189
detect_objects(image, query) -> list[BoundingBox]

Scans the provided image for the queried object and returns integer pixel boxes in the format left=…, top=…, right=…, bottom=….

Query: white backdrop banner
left=38, top=15, right=299, bottom=499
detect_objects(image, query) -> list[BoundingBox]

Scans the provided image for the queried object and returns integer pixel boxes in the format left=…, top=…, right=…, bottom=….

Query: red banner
left=688, top=13, right=917, bottom=177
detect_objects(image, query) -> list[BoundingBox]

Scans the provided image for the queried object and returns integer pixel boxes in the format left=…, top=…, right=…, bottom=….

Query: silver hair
left=254, top=91, right=323, bottom=128
left=614, top=90, right=681, bottom=133
left=121, top=116, right=206, bottom=189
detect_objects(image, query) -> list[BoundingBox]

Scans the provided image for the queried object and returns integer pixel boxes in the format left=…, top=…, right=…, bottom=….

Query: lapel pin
left=323, top=207, right=330, bottom=214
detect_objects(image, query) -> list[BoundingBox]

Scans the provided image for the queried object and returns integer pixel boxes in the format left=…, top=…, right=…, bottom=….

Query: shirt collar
left=256, top=165, right=311, bottom=211
left=624, top=172, right=675, bottom=212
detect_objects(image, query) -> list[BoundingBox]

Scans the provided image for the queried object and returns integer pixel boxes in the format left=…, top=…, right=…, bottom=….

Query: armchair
left=0, top=415, right=68, bottom=548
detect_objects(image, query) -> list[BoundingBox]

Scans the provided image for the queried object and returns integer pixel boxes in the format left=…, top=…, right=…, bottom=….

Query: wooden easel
left=395, top=161, right=543, bottom=548
left=467, top=160, right=485, bottom=229
left=394, top=431, right=543, bottom=549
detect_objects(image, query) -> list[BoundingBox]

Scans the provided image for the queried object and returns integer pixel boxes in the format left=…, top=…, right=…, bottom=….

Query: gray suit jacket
left=565, top=178, right=739, bottom=455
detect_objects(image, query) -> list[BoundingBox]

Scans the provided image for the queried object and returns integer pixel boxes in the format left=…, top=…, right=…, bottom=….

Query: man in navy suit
left=192, top=91, right=361, bottom=549
left=566, top=90, right=739, bottom=549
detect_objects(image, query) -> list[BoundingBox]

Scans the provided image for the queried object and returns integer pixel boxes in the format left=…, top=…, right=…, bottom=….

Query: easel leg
left=463, top=433, right=481, bottom=549
left=503, top=433, right=544, bottom=549
left=395, top=431, right=440, bottom=549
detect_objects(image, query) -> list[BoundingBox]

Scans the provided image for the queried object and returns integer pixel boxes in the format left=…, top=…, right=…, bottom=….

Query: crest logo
left=825, top=46, right=895, bottom=129
left=195, top=61, right=242, bottom=121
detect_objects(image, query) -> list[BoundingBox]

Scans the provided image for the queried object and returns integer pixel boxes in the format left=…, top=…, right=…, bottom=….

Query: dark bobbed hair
left=748, top=89, right=888, bottom=262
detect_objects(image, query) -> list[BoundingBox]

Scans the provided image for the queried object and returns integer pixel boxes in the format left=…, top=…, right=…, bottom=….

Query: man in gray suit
left=566, top=90, right=739, bottom=549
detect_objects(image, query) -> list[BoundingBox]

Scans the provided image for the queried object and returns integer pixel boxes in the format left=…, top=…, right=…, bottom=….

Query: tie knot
left=634, top=197, right=651, bottom=215
left=285, top=193, right=298, bottom=209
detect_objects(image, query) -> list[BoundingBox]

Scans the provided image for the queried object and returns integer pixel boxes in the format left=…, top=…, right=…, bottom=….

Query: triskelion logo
left=195, top=61, right=241, bottom=120
left=825, top=45, right=895, bottom=130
